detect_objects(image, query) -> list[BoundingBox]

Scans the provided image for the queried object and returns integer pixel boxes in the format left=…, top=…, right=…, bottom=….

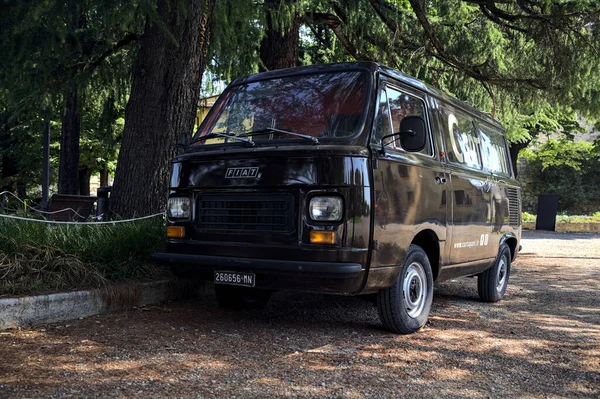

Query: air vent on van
left=507, top=188, right=521, bottom=227
left=196, top=193, right=295, bottom=233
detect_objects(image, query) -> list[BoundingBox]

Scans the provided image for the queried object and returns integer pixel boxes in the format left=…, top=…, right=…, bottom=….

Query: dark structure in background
left=536, top=194, right=560, bottom=231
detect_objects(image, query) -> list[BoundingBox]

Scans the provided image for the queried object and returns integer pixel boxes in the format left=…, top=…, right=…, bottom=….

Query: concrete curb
left=0, top=279, right=202, bottom=330
left=555, top=222, right=600, bottom=233
left=523, top=221, right=600, bottom=233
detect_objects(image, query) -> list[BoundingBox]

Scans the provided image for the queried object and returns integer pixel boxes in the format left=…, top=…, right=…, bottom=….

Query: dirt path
left=1, top=231, right=599, bottom=398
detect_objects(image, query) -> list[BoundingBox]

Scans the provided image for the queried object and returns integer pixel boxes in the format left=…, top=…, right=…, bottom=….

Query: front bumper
left=152, top=253, right=365, bottom=294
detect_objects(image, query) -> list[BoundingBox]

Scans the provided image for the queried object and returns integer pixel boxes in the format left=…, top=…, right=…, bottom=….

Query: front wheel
left=478, top=243, right=511, bottom=302
left=377, top=245, right=434, bottom=334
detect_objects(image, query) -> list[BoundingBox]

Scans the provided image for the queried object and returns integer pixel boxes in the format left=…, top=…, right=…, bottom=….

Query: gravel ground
left=1, top=231, right=599, bottom=399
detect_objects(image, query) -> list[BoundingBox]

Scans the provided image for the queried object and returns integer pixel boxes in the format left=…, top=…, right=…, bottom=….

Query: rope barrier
left=0, top=212, right=165, bottom=225
left=0, top=191, right=165, bottom=225
left=0, top=191, right=87, bottom=220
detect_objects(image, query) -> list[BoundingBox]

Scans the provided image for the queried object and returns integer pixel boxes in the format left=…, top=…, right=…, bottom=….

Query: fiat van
left=153, top=62, right=521, bottom=334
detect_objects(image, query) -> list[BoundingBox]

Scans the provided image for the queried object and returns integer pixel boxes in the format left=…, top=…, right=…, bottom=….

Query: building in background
left=195, top=95, right=220, bottom=130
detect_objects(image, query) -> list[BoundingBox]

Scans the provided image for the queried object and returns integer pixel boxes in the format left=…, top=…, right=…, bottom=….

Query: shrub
left=521, top=212, right=536, bottom=222
left=0, top=217, right=169, bottom=296
left=519, top=139, right=600, bottom=214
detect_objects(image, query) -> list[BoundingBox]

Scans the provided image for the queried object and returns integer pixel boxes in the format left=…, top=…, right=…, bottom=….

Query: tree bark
left=58, top=89, right=81, bottom=194
left=0, top=129, right=18, bottom=181
left=260, top=0, right=300, bottom=71
left=78, top=167, right=92, bottom=196
left=509, top=141, right=529, bottom=178
left=109, top=0, right=216, bottom=218
left=99, top=167, right=109, bottom=187
left=16, top=181, right=26, bottom=199
left=58, top=7, right=86, bottom=195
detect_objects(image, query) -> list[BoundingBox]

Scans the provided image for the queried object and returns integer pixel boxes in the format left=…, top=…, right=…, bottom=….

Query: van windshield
left=192, top=71, right=368, bottom=146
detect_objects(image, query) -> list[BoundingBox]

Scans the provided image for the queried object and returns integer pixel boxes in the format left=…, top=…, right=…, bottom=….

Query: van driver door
left=370, top=80, right=449, bottom=270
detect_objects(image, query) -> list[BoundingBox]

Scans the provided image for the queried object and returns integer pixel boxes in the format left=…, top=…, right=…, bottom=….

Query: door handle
left=435, top=176, right=447, bottom=185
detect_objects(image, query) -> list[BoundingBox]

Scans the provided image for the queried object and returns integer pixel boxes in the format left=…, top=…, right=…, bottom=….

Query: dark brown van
left=153, top=62, right=521, bottom=334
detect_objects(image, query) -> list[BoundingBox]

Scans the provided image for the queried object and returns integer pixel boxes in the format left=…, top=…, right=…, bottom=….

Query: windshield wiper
left=241, top=128, right=319, bottom=144
left=192, top=132, right=256, bottom=147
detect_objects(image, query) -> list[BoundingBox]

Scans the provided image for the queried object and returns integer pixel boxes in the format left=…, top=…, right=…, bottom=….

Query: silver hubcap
left=403, top=262, right=427, bottom=318
left=496, top=256, right=507, bottom=293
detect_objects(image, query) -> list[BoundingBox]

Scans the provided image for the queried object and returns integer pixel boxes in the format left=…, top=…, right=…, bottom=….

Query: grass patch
left=0, top=217, right=169, bottom=297
left=522, top=212, right=600, bottom=223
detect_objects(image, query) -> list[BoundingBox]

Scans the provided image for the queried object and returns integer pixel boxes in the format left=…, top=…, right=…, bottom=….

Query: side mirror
left=399, top=116, right=427, bottom=152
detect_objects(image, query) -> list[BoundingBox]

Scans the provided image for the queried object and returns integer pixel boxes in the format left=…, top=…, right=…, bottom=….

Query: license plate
left=214, top=271, right=256, bottom=287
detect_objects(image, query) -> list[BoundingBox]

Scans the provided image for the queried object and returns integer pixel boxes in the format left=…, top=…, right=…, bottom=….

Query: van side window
left=478, top=125, right=511, bottom=175
left=386, top=88, right=430, bottom=155
left=443, top=110, right=481, bottom=169
left=372, top=88, right=391, bottom=144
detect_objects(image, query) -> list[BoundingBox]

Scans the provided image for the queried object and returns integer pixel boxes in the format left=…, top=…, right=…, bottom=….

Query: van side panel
left=430, top=100, right=521, bottom=281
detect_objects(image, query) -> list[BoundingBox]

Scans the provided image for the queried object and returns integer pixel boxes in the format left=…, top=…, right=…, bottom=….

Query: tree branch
left=303, top=12, right=363, bottom=60
left=406, top=0, right=548, bottom=89
left=481, top=80, right=496, bottom=117
left=68, top=33, right=139, bottom=72
left=463, top=0, right=600, bottom=23
left=86, top=33, right=139, bottom=71
left=477, top=3, right=530, bottom=33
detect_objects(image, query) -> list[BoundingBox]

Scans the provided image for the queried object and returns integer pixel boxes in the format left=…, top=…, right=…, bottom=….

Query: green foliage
left=79, top=92, right=125, bottom=175
left=210, top=0, right=600, bottom=153
left=3, top=0, right=600, bottom=199
left=521, top=212, right=536, bottom=222
left=208, top=0, right=263, bottom=81
left=0, top=217, right=168, bottom=296
left=520, top=139, right=600, bottom=214
left=524, top=140, right=593, bottom=170
left=520, top=212, right=600, bottom=223
left=0, top=0, right=145, bottom=114
left=556, top=213, right=600, bottom=223
left=0, top=0, right=145, bottom=193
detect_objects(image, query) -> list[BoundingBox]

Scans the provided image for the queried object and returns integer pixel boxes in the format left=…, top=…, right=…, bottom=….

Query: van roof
left=230, top=61, right=504, bottom=131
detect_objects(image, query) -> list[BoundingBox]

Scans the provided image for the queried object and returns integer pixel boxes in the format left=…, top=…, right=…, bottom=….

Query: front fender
left=499, top=232, right=519, bottom=261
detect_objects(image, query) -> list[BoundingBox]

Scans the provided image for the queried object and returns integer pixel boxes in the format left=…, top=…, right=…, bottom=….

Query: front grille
left=196, top=193, right=295, bottom=233
left=507, top=187, right=521, bottom=227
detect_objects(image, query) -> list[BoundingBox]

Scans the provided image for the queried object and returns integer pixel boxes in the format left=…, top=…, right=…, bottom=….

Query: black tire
left=377, top=245, right=434, bottom=334
left=478, top=243, right=511, bottom=302
left=214, top=284, right=272, bottom=310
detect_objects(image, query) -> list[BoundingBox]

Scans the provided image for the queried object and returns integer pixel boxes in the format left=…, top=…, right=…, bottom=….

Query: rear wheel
left=377, top=245, right=434, bottom=334
left=214, top=285, right=272, bottom=310
left=478, top=243, right=511, bottom=302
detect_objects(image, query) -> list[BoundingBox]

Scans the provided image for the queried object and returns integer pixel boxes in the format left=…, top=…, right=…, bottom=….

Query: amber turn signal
left=310, top=231, right=336, bottom=245
left=167, top=226, right=185, bottom=238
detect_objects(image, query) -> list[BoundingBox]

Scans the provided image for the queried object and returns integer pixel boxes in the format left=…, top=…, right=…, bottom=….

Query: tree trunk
left=109, top=0, right=216, bottom=218
left=100, top=167, right=109, bottom=187
left=509, top=141, right=529, bottom=178
left=260, top=0, right=300, bottom=71
left=58, top=7, right=86, bottom=195
left=58, top=90, right=81, bottom=194
left=16, top=181, right=26, bottom=199
left=1, top=131, right=18, bottom=181
left=78, top=167, right=92, bottom=196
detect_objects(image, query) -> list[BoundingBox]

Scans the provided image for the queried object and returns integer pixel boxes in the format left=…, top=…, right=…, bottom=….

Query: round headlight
left=168, top=197, right=191, bottom=220
left=309, top=196, right=343, bottom=222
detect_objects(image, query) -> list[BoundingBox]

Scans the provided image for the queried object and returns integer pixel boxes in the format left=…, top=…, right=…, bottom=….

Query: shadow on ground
left=1, top=233, right=599, bottom=399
